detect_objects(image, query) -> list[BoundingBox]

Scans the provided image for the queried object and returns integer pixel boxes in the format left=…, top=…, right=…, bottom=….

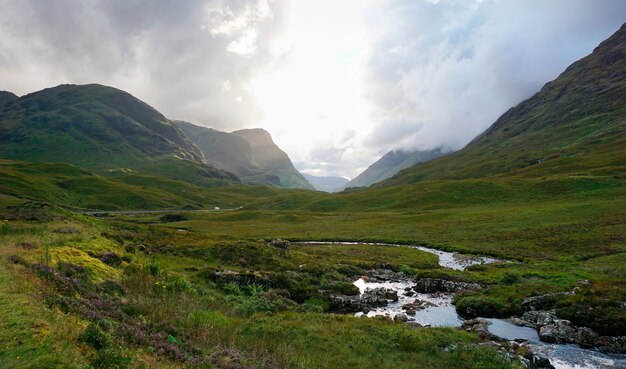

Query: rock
left=575, top=327, right=599, bottom=347
left=528, top=355, right=555, bottom=369
left=269, top=239, right=290, bottom=250
left=521, top=294, right=559, bottom=312
left=404, top=291, right=415, bottom=297
left=365, top=269, right=405, bottom=282
left=328, top=287, right=398, bottom=313
left=510, top=317, right=537, bottom=329
left=402, top=299, right=435, bottom=312
left=539, top=320, right=577, bottom=343
left=522, top=310, right=556, bottom=326
left=462, top=318, right=503, bottom=341
left=394, top=314, right=409, bottom=323
left=413, top=278, right=481, bottom=293
left=364, top=287, right=398, bottom=302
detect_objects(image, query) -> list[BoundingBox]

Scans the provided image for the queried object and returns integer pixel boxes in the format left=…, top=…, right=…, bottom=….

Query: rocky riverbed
left=302, top=242, right=626, bottom=369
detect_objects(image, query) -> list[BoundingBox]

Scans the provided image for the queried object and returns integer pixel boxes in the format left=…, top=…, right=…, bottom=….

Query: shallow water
left=484, top=319, right=626, bottom=369
left=353, top=278, right=462, bottom=327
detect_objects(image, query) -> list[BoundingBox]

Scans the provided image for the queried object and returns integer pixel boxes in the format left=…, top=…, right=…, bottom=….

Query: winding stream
left=297, top=242, right=626, bottom=369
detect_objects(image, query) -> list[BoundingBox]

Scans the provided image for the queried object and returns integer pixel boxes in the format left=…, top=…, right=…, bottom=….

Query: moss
left=50, top=247, right=121, bottom=282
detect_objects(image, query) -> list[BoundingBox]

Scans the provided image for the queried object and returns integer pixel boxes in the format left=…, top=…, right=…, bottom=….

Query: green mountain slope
left=381, top=23, right=626, bottom=186
left=0, top=84, right=236, bottom=186
left=345, top=148, right=447, bottom=189
left=0, top=159, right=289, bottom=210
left=232, top=128, right=314, bottom=190
left=175, top=120, right=281, bottom=187
left=179, top=125, right=314, bottom=190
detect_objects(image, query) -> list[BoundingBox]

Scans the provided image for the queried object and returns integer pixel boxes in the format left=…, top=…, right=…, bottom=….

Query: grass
left=0, top=201, right=526, bottom=368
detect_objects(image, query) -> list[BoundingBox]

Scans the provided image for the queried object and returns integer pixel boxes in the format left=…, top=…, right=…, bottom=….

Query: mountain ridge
left=0, top=84, right=237, bottom=186
left=344, top=148, right=447, bottom=189
left=176, top=121, right=314, bottom=190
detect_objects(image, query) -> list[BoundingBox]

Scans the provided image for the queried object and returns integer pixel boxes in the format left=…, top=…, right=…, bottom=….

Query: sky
left=0, top=0, right=625, bottom=179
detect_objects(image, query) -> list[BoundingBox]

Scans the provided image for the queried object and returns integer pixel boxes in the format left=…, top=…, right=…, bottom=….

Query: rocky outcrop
left=518, top=309, right=626, bottom=353
left=401, top=299, right=435, bottom=315
left=329, top=287, right=398, bottom=314
left=464, top=319, right=555, bottom=369
left=461, top=318, right=503, bottom=341
left=365, top=269, right=406, bottom=283
left=538, top=320, right=578, bottom=343
left=413, top=278, right=481, bottom=293
left=269, top=239, right=290, bottom=250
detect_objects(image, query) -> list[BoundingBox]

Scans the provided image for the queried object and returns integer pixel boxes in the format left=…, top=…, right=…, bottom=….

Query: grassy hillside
left=175, top=120, right=281, bottom=187
left=233, top=128, right=315, bottom=190
left=381, top=23, right=626, bottom=186
left=0, top=159, right=291, bottom=210
left=0, top=84, right=239, bottom=186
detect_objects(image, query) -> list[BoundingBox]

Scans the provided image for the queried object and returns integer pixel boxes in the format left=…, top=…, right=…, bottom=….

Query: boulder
left=394, top=314, right=409, bottom=323
left=538, top=320, right=577, bottom=343
left=402, top=299, right=435, bottom=312
left=269, top=239, right=290, bottom=250
left=414, top=278, right=481, bottom=293
left=365, top=287, right=398, bottom=302
left=522, top=310, right=556, bottom=326
left=365, top=269, right=405, bottom=282
left=328, top=287, right=398, bottom=313
left=462, top=318, right=503, bottom=341
left=521, top=294, right=559, bottom=312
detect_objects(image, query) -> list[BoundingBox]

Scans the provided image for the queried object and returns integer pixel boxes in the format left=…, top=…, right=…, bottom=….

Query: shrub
left=159, top=214, right=188, bottom=222
left=455, top=294, right=512, bottom=318
left=79, top=323, right=109, bottom=350
left=331, top=281, right=360, bottom=296
left=500, top=272, right=522, bottom=285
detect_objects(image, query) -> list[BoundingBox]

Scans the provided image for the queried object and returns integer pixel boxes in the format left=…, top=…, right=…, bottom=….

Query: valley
left=0, top=15, right=624, bottom=369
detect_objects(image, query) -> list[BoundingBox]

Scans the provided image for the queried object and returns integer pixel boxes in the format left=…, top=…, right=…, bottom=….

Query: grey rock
left=414, top=278, right=481, bottom=293
left=522, top=310, right=557, bottom=326
left=269, top=239, right=290, bottom=250
left=539, top=320, right=578, bottom=343
left=394, top=314, right=409, bottom=323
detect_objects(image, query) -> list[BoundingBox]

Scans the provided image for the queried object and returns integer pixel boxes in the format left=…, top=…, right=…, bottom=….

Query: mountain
left=177, top=121, right=314, bottom=190
left=382, top=23, right=626, bottom=186
left=302, top=173, right=349, bottom=192
left=345, top=148, right=447, bottom=189
left=230, top=128, right=315, bottom=190
left=175, top=121, right=282, bottom=187
left=0, top=91, right=18, bottom=109
left=0, top=84, right=237, bottom=186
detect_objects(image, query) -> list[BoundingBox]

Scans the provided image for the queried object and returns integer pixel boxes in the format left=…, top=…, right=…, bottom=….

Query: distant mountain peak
left=344, top=148, right=448, bottom=189
left=177, top=121, right=315, bottom=190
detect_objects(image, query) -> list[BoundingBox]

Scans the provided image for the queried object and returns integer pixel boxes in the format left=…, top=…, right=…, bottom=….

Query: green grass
left=0, top=203, right=525, bottom=368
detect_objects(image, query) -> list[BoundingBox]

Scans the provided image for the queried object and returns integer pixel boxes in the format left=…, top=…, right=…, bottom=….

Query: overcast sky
left=1, top=0, right=624, bottom=178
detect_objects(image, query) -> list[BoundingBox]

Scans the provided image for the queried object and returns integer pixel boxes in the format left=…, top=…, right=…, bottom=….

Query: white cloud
left=0, top=0, right=624, bottom=178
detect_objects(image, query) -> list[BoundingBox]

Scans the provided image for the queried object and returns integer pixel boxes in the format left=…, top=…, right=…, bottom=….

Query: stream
left=297, top=241, right=626, bottom=369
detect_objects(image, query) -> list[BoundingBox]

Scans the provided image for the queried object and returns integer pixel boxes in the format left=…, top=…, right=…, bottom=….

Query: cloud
left=0, top=0, right=624, bottom=178
left=361, top=0, right=626, bottom=152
